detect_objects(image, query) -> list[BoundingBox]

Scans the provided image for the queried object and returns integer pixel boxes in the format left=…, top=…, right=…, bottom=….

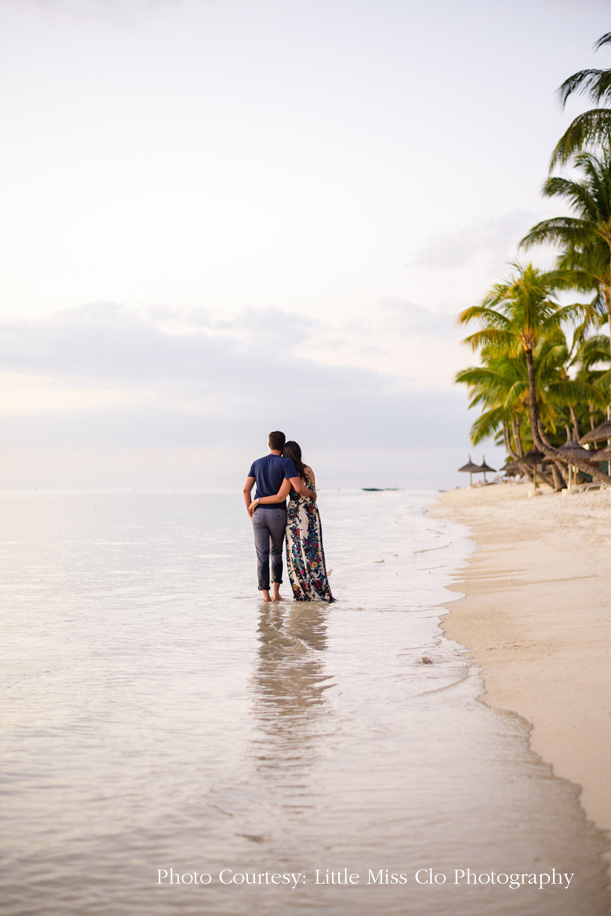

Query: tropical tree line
left=457, top=31, right=611, bottom=489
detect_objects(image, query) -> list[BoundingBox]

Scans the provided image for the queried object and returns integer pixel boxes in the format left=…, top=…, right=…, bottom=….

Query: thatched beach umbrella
left=478, top=456, right=496, bottom=482
left=559, top=440, right=593, bottom=461
left=586, top=444, right=611, bottom=475
left=500, top=460, right=520, bottom=477
left=588, top=445, right=611, bottom=461
left=580, top=419, right=611, bottom=445
left=458, top=455, right=481, bottom=486
left=522, top=448, right=545, bottom=464
left=521, top=448, right=545, bottom=488
left=555, top=439, right=594, bottom=490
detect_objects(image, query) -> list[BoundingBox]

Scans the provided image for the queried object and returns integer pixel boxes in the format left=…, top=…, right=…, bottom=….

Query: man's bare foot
left=262, top=590, right=272, bottom=603
left=271, top=586, right=285, bottom=602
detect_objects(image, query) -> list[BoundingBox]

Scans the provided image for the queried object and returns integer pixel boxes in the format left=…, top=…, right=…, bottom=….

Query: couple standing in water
left=243, top=431, right=333, bottom=603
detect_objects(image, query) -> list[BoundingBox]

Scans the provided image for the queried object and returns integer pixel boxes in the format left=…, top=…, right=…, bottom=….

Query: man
left=243, top=430, right=315, bottom=602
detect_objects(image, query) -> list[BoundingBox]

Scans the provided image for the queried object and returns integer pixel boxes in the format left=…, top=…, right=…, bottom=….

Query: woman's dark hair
left=283, top=440, right=307, bottom=479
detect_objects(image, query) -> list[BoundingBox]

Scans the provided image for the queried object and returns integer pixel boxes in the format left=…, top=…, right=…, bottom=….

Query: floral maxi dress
left=286, top=472, right=333, bottom=602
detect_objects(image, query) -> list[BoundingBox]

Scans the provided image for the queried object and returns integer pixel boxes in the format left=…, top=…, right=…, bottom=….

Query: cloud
left=0, top=303, right=470, bottom=452
left=0, top=303, right=319, bottom=386
left=413, top=211, right=536, bottom=270
left=377, top=299, right=459, bottom=337
left=0, top=390, right=468, bottom=451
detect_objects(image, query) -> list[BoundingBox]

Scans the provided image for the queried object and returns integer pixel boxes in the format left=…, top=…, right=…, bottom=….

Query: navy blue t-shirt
left=248, top=454, right=299, bottom=502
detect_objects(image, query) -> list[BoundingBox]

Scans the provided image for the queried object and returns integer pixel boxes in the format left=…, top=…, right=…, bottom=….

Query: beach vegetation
left=457, top=265, right=611, bottom=487
left=521, top=151, right=611, bottom=355
left=456, top=32, right=611, bottom=489
left=551, top=32, right=611, bottom=168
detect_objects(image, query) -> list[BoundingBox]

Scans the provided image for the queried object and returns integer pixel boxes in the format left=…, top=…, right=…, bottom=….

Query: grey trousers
left=252, top=506, right=287, bottom=591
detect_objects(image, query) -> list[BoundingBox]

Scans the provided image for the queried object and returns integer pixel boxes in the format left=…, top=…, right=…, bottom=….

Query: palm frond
left=550, top=109, right=611, bottom=168
left=557, top=69, right=611, bottom=107
left=542, top=175, right=601, bottom=220
left=462, top=328, right=516, bottom=353
left=547, top=379, right=607, bottom=409
left=593, top=366, right=611, bottom=388
left=458, top=305, right=510, bottom=328
left=521, top=216, right=599, bottom=250
left=469, top=407, right=507, bottom=445
left=594, top=32, right=611, bottom=52
left=503, top=380, right=528, bottom=406
left=579, top=334, right=611, bottom=368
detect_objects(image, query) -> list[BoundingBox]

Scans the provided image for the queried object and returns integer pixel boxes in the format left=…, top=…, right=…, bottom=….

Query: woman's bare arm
left=250, top=471, right=317, bottom=513
left=288, top=475, right=316, bottom=500
left=302, top=466, right=316, bottom=500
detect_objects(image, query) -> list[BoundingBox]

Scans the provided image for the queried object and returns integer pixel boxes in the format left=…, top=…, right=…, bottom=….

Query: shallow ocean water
left=0, top=488, right=609, bottom=916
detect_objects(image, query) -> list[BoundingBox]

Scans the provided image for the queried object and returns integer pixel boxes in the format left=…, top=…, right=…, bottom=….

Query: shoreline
left=433, top=483, right=611, bottom=876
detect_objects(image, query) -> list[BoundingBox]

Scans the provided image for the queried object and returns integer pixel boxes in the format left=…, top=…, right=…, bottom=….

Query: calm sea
left=0, top=489, right=609, bottom=916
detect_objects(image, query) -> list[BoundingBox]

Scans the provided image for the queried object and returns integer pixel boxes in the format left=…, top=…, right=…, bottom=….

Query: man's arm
left=243, top=476, right=256, bottom=516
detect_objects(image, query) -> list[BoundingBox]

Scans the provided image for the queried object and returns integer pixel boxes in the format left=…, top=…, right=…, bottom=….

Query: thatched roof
left=580, top=419, right=611, bottom=444
left=588, top=446, right=611, bottom=462
left=458, top=455, right=481, bottom=473
left=478, top=456, right=496, bottom=473
left=557, top=440, right=594, bottom=462
left=521, top=448, right=545, bottom=466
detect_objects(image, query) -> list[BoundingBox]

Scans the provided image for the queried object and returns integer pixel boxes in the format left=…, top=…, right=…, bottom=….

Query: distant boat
left=362, top=488, right=401, bottom=492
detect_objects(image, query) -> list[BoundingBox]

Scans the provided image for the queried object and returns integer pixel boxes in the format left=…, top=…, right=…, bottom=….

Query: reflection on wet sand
left=249, top=603, right=334, bottom=793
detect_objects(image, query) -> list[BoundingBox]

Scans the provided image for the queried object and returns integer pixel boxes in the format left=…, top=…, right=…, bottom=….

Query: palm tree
left=578, top=332, right=611, bottom=394
left=456, top=351, right=529, bottom=454
left=521, top=150, right=611, bottom=353
left=460, top=263, right=571, bottom=451
left=457, top=330, right=605, bottom=485
left=575, top=332, right=611, bottom=433
left=538, top=326, right=607, bottom=440
left=551, top=32, right=611, bottom=167
left=458, top=263, right=611, bottom=484
left=457, top=349, right=547, bottom=484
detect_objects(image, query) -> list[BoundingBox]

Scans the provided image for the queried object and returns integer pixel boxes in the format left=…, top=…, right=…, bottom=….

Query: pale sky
left=0, top=0, right=608, bottom=488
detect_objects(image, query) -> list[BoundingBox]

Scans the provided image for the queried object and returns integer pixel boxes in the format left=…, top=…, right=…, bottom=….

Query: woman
left=250, top=441, right=333, bottom=602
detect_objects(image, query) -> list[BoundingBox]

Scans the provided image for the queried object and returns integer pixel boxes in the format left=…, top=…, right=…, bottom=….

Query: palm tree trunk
left=503, top=425, right=517, bottom=459
left=504, top=421, right=536, bottom=481
left=525, top=347, right=546, bottom=451
left=569, top=407, right=580, bottom=441
left=518, top=461, right=553, bottom=487
left=504, top=424, right=536, bottom=481
left=549, top=462, right=565, bottom=491
left=511, top=416, right=524, bottom=456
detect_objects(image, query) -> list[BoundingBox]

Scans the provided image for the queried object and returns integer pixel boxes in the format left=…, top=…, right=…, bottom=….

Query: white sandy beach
left=435, top=483, right=611, bottom=873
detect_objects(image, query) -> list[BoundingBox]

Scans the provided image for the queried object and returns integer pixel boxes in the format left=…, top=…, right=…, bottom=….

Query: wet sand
left=434, top=483, right=611, bottom=876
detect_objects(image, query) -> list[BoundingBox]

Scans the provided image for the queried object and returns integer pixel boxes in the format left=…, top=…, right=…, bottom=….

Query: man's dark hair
left=268, top=430, right=286, bottom=451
